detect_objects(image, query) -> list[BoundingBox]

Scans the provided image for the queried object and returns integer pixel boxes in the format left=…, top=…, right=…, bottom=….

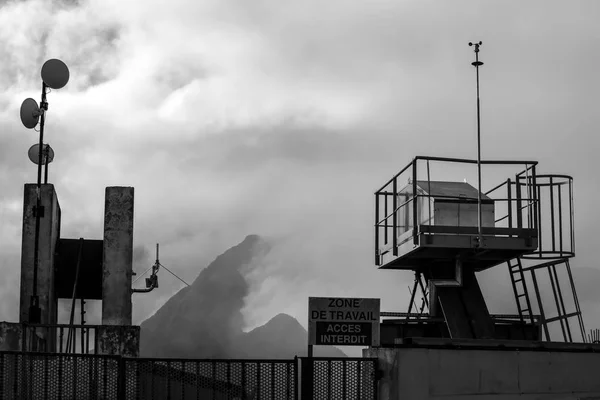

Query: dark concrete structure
left=0, top=322, right=22, bottom=352
left=366, top=340, right=600, bottom=399
left=0, top=184, right=141, bottom=357
left=19, top=184, right=61, bottom=327
left=97, top=325, right=140, bottom=357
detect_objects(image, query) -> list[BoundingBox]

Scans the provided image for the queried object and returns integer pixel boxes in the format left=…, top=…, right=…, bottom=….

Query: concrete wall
left=366, top=347, right=600, bottom=400
left=0, top=322, right=22, bottom=351
left=97, top=325, right=140, bottom=357
left=102, top=187, right=134, bottom=326
left=19, top=184, right=61, bottom=328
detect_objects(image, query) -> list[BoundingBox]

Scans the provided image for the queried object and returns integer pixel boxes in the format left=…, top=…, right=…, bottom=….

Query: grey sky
left=1, top=0, right=599, bottom=351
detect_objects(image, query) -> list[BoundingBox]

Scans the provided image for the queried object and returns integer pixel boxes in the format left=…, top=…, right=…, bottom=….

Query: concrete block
left=428, top=348, right=520, bottom=395
left=377, top=346, right=600, bottom=399
left=364, top=347, right=397, bottom=400
left=97, top=325, right=140, bottom=357
left=19, top=184, right=60, bottom=329
left=0, top=322, right=22, bottom=351
left=102, top=187, right=134, bottom=326
left=518, top=351, right=600, bottom=394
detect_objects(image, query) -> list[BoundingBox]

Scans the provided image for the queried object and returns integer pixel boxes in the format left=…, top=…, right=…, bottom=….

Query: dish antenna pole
left=469, top=41, right=484, bottom=247
left=20, top=59, right=70, bottom=325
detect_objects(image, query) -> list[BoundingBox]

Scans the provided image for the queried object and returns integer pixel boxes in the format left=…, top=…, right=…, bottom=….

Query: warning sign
left=308, top=297, right=380, bottom=347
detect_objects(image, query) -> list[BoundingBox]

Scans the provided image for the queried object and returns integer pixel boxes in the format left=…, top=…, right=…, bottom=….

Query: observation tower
left=374, top=43, right=585, bottom=344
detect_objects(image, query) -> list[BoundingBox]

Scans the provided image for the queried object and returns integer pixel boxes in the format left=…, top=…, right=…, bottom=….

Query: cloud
left=0, top=0, right=599, bottom=356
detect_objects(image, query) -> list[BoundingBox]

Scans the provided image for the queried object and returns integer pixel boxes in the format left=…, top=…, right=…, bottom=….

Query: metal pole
left=67, top=238, right=84, bottom=353
left=469, top=41, right=484, bottom=247
left=80, top=297, right=85, bottom=353
left=44, top=144, right=49, bottom=184
left=30, top=82, right=48, bottom=325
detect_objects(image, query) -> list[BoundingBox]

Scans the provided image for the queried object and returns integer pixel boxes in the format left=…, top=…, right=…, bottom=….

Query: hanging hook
left=132, top=243, right=160, bottom=293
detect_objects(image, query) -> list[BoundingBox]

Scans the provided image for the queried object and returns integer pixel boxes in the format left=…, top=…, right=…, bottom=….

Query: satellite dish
left=41, top=59, right=69, bottom=89
left=28, top=144, right=54, bottom=165
left=20, top=98, right=41, bottom=129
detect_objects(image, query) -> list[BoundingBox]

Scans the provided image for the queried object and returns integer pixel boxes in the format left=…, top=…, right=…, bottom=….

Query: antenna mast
left=20, top=59, right=70, bottom=325
left=469, top=41, right=484, bottom=247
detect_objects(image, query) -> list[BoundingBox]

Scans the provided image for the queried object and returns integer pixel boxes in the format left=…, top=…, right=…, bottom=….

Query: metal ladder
left=507, top=257, right=534, bottom=324
left=407, top=272, right=429, bottom=317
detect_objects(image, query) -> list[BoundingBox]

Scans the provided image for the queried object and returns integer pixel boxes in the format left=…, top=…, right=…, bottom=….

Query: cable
left=158, top=262, right=190, bottom=286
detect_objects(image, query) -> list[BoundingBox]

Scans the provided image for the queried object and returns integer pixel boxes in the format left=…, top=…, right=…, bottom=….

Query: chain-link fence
left=300, top=357, right=378, bottom=400
left=0, top=351, right=120, bottom=400
left=0, top=352, right=297, bottom=400
left=123, top=358, right=296, bottom=400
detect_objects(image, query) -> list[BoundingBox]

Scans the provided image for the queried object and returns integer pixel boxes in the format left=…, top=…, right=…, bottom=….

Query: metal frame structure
left=299, top=357, right=378, bottom=400
left=500, top=174, right=584, bottom=342
left=374, top=156, right=586, bottom=343
left=21, top=323, right=101, bottom=355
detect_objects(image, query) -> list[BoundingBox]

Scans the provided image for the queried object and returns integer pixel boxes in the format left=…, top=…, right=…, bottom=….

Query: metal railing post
left=412, top=160, right=418, bottom=245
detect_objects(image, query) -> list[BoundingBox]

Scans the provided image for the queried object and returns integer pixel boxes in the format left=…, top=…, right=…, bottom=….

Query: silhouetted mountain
left=140, top=235, right=345, bottom=358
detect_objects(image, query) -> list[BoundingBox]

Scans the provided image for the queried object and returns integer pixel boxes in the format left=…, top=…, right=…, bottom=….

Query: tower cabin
left=377, top=178, right=538, bottom=272
left=394, top=180, right=496, bottom=263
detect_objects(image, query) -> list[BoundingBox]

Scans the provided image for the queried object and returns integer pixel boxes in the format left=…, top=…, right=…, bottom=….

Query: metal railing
left=375, top=156, right=540, bottom=266
left=124, top=358, right=296, bottom=400
left=21, top=324, right=100, bottom=354
left=380, top=311, right=542, bottom=325
left=299, top=357, right=378, bottom=400
left=0, top=351, right=120, bottom=400
left=0, top=351, right=382, bottom=400
left=515, top=175, right=575, bottom=259
left=0, top=352, right=300, bottom=400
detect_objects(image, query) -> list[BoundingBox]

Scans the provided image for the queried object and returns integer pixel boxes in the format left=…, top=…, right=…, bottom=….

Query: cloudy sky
left=1, top=0, right=599, bottom=351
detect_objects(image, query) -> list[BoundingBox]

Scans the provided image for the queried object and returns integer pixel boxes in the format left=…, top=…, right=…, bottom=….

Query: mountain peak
left=270, top=313, right=298, bottom=323
left=268, top=313, right=300, bottom=328
left=250, top=313, right=302, bottom=337
left=243, top=234, right=262, bottom=244
left=140, top=235, right=343, bottom=359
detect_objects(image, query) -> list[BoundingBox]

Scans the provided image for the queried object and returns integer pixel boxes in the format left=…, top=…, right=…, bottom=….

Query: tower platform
left=378, top=225, right=537, bottom=272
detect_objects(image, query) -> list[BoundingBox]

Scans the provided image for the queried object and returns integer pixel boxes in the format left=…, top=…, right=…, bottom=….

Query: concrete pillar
left=97, top=325, right=140, bottom=357
left=364, top=348, right=396, bottom=400
left=0, top=322, right=23, bottom=351
left=102, top=187, right=134, bottom=326
left=19, top=184, right=61, bottom=329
